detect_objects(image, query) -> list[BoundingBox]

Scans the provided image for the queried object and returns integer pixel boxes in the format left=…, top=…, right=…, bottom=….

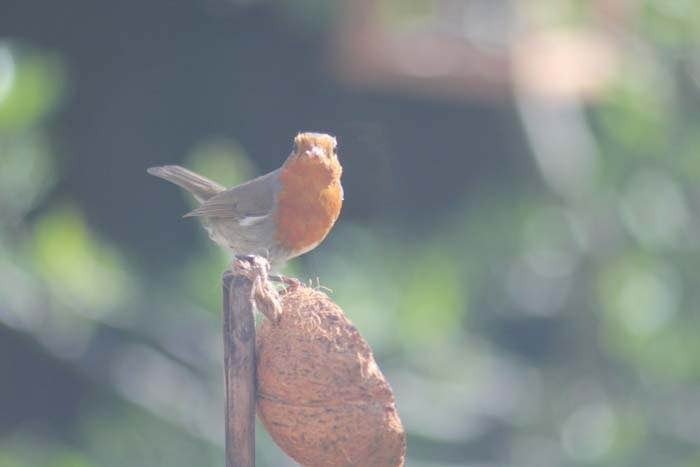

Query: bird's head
left=290, top=132, right=339, bottom=166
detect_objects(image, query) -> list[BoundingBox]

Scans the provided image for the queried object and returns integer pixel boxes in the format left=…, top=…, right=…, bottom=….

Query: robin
left=148, top=132, right=343, bottom=271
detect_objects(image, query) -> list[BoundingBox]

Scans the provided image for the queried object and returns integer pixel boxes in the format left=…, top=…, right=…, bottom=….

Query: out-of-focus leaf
left=186, top=137, right=255, bottom=188
left=0, top=44, right=65, bottom=130
left=618, top=169, right=690, bottom=249
left=595, top=64, right=672, bottom=167
left=396, top=246, right=464, bottom=343
left=677, top=126, right=700, bottom=182
left=177, top=246, right=230, bottom=313
left=31, top=204, right=132, bottom=312
left=379, top=0, right=435, bottom=27
left=79, top=402, right=219, bottom=467
left=597, top=253, right=700, bottom=380
left=0, top=133, right=57, bottom=221
left=47, top=453, right=93, bottom=467
left=599, top=254, right=680, bottom=338
left=0, top=433, right=95, bottom=467
left=639, top=0, right=700, bottom=48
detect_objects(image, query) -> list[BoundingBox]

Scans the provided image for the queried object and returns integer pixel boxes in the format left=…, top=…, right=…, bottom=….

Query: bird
left=147, top=132, right=343, bottom=272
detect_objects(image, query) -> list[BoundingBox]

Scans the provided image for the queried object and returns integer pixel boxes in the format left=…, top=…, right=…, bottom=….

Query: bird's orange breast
left=274, top=156, right=343, bottom=256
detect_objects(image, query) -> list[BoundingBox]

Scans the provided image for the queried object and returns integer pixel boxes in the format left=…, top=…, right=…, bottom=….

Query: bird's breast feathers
left=274, top=157, right=343, bottom=255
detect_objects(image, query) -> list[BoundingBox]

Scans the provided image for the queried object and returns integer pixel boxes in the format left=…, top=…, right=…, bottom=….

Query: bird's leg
left=233, top=254, right=300, bottom=291
left=250, top=273, right=281, bottom=322
left=231, top=255, right=281, bottom=322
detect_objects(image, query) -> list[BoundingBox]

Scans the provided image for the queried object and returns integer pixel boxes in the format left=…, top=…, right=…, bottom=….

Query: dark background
left=1, top=1, right=700, bottom=466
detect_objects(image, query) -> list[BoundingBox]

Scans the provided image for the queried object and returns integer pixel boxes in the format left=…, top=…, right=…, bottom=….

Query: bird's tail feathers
left=147, top=165, right=225, bottom=202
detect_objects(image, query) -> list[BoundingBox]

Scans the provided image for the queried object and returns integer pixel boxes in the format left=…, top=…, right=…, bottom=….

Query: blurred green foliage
left=0, top=45, right=65, bottom=131
left=2, top=0, right=700, bottom=466
left=32, top=205, right=133, bottom=310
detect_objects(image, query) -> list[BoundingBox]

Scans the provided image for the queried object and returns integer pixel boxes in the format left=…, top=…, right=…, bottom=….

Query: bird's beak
left=307, top=146, right=325, bottom=158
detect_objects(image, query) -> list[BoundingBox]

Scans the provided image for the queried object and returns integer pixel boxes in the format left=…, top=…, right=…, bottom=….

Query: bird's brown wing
left=183, top=168, right=281, bottom=220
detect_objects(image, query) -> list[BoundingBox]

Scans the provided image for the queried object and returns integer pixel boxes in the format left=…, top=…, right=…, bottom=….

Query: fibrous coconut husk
left=256, top=286, right=405, bottom=467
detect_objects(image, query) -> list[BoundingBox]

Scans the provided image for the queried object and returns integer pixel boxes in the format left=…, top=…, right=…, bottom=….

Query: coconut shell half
left=256, top=286, right=406, bottom=467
